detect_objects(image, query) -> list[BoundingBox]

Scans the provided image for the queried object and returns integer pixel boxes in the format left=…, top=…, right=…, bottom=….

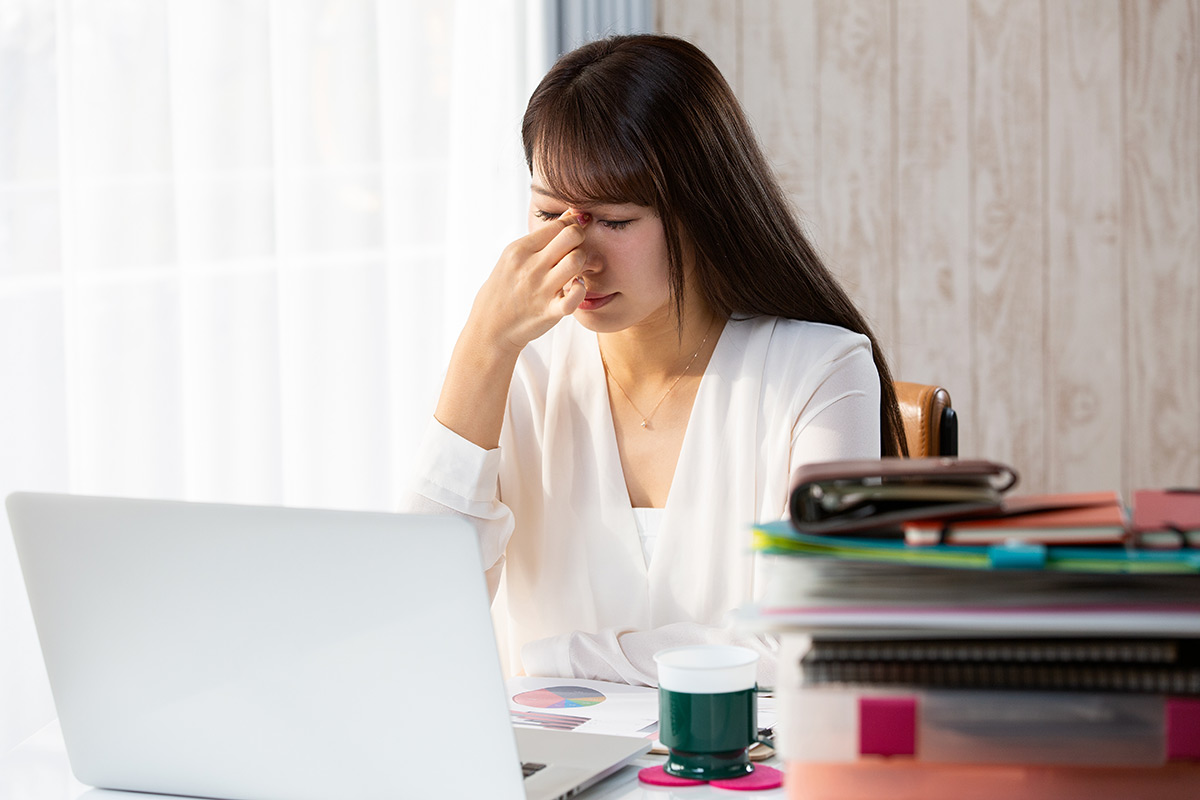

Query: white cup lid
left=654, top=645, right=759, bottom=693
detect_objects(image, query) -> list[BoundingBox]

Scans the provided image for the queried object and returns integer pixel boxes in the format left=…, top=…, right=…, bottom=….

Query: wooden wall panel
left=741, top=1, right=818, bottom=228
left=1045, top=0, right=1123, bottom=491
left=969, top=0, right=1045, bottom=488
left=894, top=0, right=973, bottom=452
left=814, top=0, right=896, bottom=347
left=1122, top=0, right=1200, bottom=490
left=655, top=0, right=741, bottom=93
left=655, top=0, right=1200, bottom=494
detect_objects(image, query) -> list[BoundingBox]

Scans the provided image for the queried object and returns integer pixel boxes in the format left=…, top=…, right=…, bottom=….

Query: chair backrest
left=894, top=381, right=958, bottom=458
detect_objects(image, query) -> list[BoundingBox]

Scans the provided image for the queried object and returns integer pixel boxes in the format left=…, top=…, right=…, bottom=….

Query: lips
left=578, top=292, right=616, bottom=311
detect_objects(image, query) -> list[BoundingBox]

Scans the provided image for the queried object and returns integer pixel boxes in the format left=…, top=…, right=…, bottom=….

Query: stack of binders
left=740, top=460, right=1200, bottom=800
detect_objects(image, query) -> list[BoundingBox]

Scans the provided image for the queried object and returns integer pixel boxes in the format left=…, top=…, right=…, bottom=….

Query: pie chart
left=513, top=685, right=607, bottom=708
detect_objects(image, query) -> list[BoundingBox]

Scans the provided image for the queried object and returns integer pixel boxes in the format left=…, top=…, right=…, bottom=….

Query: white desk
left=0, top=722, right=786, bottom=799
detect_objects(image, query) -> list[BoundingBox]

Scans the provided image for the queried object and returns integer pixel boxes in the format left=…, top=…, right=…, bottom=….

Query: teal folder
left=752, top=520, right=1200, bottom=574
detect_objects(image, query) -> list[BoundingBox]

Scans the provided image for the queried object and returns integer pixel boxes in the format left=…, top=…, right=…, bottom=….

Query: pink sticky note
left=1166, top=697, right=1200, bottom=761
left=859, top=696, right=917, bottom=757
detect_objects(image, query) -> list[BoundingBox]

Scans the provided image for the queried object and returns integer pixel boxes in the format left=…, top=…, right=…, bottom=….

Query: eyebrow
left=530, top=184, right=570, bottom=201
left=530, top=185, right=638, bottom=214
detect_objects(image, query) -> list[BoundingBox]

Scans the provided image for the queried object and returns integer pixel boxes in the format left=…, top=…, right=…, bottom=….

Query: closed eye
left=534, top=209, right=635, bottom=231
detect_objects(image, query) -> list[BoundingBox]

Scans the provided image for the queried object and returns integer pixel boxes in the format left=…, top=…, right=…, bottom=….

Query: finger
left=557, top=275, right=587, bottom=315
left=554, top=208, right=592, bottom=231
left=546, top=248, right=587, bottom=290
left=561, top=275, right=585, bottom=298
left=535, top=233, right=593, bottom=286
left=525, top=208, right=592, bottom=255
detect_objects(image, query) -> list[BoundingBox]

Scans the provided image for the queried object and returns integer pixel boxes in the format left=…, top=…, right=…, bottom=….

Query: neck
left=599, top=304, right=722, bottom=385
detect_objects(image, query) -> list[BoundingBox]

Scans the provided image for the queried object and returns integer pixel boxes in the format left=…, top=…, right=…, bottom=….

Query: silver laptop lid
left=7, top=493, right=527, bottom=800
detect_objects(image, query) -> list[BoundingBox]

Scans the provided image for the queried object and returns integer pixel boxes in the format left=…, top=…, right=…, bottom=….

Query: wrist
left=462, top=307, right=526, bottom=360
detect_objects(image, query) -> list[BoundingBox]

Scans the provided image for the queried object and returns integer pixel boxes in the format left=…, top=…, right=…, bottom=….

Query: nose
left=577, top=238, right=603, bottom=275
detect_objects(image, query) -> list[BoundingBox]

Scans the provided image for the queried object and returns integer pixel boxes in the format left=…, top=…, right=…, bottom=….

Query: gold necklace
left=600, top=320, right=715, bottom=430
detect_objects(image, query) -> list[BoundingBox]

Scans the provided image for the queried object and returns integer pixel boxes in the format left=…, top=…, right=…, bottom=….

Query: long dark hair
left=522, top=34, right=906, bottom=457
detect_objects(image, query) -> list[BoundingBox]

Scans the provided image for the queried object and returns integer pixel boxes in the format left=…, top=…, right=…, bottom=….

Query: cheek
left=631, top=232, right=671, bottom=277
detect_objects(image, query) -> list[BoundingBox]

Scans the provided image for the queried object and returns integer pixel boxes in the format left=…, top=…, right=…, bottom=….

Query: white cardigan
left=408, top=315, right=881, bottom=686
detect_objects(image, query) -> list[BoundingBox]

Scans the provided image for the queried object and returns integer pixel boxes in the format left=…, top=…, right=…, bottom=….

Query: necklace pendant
left=640, top=419, right=648, bottom=429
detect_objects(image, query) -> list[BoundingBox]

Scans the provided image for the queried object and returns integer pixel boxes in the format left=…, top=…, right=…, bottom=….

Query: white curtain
left=552, top=0, right=652, bottom=54
left=0, top=0, right=550, bottom=753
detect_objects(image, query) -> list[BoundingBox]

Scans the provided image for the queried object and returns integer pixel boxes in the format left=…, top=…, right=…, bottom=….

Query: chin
left=570, top=310, right=629, bottom=334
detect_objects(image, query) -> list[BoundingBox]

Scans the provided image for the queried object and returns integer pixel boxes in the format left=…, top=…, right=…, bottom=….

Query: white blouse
left=631, top=507, right=666, bottom=567
left=406, top=315, right=881, bottom=686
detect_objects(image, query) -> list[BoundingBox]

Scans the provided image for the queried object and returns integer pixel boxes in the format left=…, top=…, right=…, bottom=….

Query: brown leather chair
left=894, top=382, right=958, bottom=458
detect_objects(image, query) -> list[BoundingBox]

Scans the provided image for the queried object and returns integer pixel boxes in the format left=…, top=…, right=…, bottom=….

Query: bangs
left=526, top=96, right=659, bottom=209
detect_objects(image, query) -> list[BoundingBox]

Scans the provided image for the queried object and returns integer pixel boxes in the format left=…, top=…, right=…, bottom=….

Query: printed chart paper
left=506, top=676, right=778, bottom=743
left=507, top=677, right=658, bottom=738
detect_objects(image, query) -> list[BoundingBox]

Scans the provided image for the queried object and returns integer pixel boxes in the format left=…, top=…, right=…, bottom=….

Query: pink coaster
left=638, top=765, right=705, bottom=786
left=637, top=764, right=784, bottom=791
left=711, top=765, right=784, bottom=791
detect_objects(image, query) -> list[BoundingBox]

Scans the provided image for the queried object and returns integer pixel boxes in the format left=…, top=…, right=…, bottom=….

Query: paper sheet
left=507, top=677, right=659, bottom=738
left=506, top=676, right=778, bottom=744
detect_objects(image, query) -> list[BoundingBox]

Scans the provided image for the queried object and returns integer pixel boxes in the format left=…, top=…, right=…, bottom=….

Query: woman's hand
left=469, top=209, right=591, bottom=352
left=433, top=209, right=591, bottom=450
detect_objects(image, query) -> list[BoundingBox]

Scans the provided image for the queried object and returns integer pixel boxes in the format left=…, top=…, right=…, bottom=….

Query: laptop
left=6, top=492, right=649, bottom=800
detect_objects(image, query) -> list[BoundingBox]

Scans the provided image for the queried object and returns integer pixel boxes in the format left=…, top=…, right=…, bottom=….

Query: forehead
left=528, top=175, right=571, bottom=203
left=528, top=146, right=655, bottom=209
left=529, top=160, right=587, bottom=204
left=529, top=182, right=642, bottom=213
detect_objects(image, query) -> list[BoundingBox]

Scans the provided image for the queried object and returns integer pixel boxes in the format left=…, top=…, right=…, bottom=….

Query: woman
left=408, top=34, right=905, bottom=686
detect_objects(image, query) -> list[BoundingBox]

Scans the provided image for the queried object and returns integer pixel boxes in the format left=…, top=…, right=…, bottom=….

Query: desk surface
left=0, top=722, right=786, bottom=799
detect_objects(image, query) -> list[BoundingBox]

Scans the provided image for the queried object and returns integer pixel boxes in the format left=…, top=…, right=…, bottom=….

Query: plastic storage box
left=783, top=761, right=1200, bottom=800
left=779, top=684, right=1198, bottom=767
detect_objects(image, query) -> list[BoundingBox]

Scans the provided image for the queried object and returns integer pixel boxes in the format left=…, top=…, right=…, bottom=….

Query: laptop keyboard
left=522, top=761, right=547, bottom=779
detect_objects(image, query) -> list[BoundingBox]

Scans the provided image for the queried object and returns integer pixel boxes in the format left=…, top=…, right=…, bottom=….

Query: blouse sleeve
left=520, top=622, right=780, bottom=688
left=402, top=417, right=514, bottom=598
left=789, top=335, right=882, bottom=466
